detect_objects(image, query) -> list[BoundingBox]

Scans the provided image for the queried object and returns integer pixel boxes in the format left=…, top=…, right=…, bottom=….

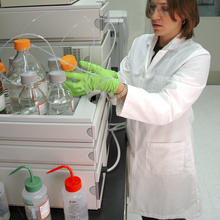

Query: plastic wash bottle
left=47, top=165, right=88, bottom=220
left=9, top=165, right=51, bottom=220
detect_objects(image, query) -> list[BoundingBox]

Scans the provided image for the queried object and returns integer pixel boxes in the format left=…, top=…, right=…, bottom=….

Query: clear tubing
left=0, top=33, right=59, bottom=70
left=101, top=21, right=117, bottom=67
left=0, top=18, right=117, bottom=94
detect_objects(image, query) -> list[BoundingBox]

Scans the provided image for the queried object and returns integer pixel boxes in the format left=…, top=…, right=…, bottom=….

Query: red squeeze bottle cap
left=47, top=165, right=82, bottom=192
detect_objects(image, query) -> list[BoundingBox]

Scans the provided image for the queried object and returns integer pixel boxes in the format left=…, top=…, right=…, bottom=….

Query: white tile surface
left=127, top=86, right=220, bottom=220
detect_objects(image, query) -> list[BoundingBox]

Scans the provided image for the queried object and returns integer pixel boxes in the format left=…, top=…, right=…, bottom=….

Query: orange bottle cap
left=0, top=62, right=5, bottom=73
left=60, top=55, right=77, bottom=71
left=14, top=39, right=31, bottom=50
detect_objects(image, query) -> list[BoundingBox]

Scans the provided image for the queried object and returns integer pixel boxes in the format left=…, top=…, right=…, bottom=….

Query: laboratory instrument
left=0, top=182, right=10, bottom=220
left=9, top=165, right=51, bottom=220
left=47, top=165, right=88, bottom=220
left=0, top=0, right=128, bottom=210
left=1, top=0, right=78, bottom=7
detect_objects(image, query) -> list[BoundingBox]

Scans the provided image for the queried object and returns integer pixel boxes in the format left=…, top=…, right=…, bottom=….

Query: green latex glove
left=65, top=71, right=120, bottom=95
left=63, top=80, right=87, bottom=97
left=64, top=61, right=120, bottom=96
left=79, top=61, right=118, bottom=79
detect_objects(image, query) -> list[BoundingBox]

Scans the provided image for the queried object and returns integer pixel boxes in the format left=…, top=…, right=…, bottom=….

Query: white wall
left=108, top=0, right=151, bottom=50
left=194, top=17, right=220, bottom=84
left=108, top=1, right=220, bottom=84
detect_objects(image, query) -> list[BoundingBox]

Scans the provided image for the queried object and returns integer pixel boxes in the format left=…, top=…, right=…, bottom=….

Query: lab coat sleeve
left=106, top=55, right=130, bottom=106
left=107, top=40, right=135, bottom=106
left=116, top=52, right=211, bottom=125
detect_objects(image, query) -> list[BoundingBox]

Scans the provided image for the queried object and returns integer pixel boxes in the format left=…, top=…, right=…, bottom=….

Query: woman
left=64, top=0, right=211, bottom=219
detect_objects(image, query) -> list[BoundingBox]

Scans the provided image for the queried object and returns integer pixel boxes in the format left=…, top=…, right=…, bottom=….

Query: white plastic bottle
left=0, top=182, right=10, bottom=220
left=9, top=165, right=51, bottom=220
left=18, top=71, right=48, bottom=115
left=48, top=70, right=74, bottom=115
left=7, top=38, right=47, bottom=113
left=47, top=165, right=88, bottom=220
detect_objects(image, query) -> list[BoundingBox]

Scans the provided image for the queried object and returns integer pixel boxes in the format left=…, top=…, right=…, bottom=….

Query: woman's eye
left=162, top=7, right=169, bottom=12
left=150, top=4, right=156, bottom=11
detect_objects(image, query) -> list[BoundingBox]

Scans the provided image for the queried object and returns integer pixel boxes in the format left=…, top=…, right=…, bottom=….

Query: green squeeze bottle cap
left=9, top=165, right=42, bottom=192
left=47, top=165, right=82, bottom=192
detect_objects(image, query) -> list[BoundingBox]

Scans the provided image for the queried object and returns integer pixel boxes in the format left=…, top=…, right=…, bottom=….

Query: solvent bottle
left=48, top=70, right=74, bottom=115
left=19, top=71, right=48, bottom=115
left=7, top=38, right=47, bottom=113
left=60, top=54, right=80, bottom=107
left=48, top=57, right=60, bottom=72
left=0, top=182, right=10, bottom=220
left=1, top=57, right=14, bottom=114
left=0, top=62, right=6, bottom=114
left=9, top=165, right=51, bottom=220
left=47, top=165, right=88, bottom=220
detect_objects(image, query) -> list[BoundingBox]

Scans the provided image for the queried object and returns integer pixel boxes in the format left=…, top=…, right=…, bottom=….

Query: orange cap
left=60, top=55, right=77, bottom=71
left=14, top=39, right=30, bottom=50
left=0, top=62, right=5, bottom=73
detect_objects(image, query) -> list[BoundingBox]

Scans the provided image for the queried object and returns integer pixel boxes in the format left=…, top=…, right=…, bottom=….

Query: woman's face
left=149, top=0, right=183, bottom=46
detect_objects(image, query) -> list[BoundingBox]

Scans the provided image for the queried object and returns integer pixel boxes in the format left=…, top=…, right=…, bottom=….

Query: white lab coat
left=116, top=34, right=211, bottom=219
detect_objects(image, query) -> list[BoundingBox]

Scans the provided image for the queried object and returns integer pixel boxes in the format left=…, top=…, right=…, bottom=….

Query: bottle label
left=38, top=100, right=48, bottom=115
left=38, top=80, right=48, bottom=97
left=0, top=94, right=5, bottom=111
left=39, top=199, right=50, bottom=220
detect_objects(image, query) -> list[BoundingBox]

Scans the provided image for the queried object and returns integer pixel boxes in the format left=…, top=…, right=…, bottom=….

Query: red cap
left=47, top=165, right=82, bottom=192
left=65, top=176, right=82, bottom=192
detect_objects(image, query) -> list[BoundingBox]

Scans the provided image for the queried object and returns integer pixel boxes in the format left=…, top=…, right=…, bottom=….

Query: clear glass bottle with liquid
left=0, top=182, right=10, bottom=220
left=48, top=57, right=60, bottom=73
left=19, top=71, right=48, bottom=115
left=0, top=62, right=6, bottom=114
left=48, top=70, right=74, bottom=115
left=7, top=39, right=47, bottom=113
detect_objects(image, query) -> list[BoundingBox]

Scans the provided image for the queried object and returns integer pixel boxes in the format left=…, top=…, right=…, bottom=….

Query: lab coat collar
left=149, top=33, right=186, bottom=51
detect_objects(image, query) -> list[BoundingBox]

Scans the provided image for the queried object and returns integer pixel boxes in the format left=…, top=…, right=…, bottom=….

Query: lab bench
left=8, top=107, right=127, bottom=220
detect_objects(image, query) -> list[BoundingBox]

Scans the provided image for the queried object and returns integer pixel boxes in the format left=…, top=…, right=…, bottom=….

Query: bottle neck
left=50, top=82, right=64, bottom=89
left=22, top=82, right=37, bottom=89
left=15, top=49, right=30, bottom=57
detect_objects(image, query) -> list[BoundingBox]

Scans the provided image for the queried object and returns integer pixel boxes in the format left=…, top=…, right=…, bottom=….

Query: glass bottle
left=48, top=56, right=60, bottom=72
left=0, top=182, right=10, bottom=220
left=2, top=57, right=14, bottom=114
left=48, top=70, right=74, bottom=115
left=0, top=62, right=6, bottom=114
left=18, top=71, right=48, bottom=115
left=7, top=38, right=47, bottom=113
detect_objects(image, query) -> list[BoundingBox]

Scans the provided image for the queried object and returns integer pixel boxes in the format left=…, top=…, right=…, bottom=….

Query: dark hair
left=145, top=0, right=200, bottom=39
